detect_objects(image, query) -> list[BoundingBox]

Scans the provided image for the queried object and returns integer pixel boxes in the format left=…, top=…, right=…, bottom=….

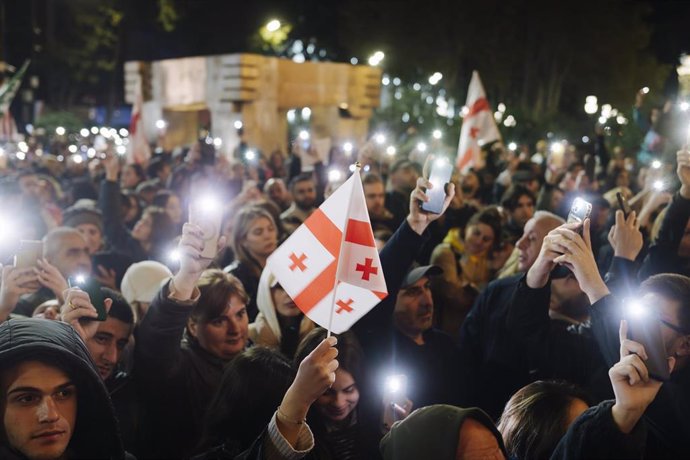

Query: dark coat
left=0, top=318, right=127, bottom=459
left=505, top=276, right=613, bottom=402
left=356, top=220, right=463, bottom=410
left=639, top=191, right=690, bottom=280
left=551, top=400, right=647, bottom=459
left=589, top=294, right=690, bottom=457
left=456, top=274, right=526, bottom=419
left=99, top=179, right=148, bottom=263
left=133, top=282, right=229, bottom=458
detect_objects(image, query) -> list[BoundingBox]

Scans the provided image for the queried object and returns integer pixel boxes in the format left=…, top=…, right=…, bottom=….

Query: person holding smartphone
left=543, top=218, right=690, bottom=457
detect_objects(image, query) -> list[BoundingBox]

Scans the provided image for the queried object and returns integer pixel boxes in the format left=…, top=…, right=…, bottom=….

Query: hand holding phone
left=382, top=374, right=412, bottom=432
left=616, top=192, right=632, bottom=219
left=624, top=303, right=671, bottom=381
left=567, top=197, right=592, bottom=235
left=14, top=240, right=43, bottom=290
left=188, top=197, right=223, bottom=259
left=421, top=156, right=453, bottom=214
left=14, top=240, right=43, bottom=269
left=68, top=275, right=107, bottom=321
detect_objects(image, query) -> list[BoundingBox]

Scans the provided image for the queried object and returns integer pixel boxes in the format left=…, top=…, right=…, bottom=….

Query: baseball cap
left=401, top=265, right=443, bottom=288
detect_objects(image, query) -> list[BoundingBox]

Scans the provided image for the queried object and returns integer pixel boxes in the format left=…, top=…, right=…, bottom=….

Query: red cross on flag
left=127, top=92, right=152, bottom=165
left=266, top=166, right=388, bottom=334
left=456, top=71, right=502, bottom=172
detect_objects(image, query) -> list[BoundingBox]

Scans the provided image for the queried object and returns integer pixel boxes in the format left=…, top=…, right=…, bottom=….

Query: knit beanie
left=120, top=261, right=172, bottom=305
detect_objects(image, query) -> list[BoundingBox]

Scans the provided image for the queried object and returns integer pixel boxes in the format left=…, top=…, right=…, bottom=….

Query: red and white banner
left=127, top=92, right=151, bottom=165
left=266, top=168, right=387, bottom=334
left=456, top=71, right=501, bottom=172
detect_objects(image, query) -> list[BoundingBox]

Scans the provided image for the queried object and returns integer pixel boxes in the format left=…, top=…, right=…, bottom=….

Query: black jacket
left=589, top=293, right=690, bottom=457
left=551, top=400, right=647, bottom=459
left=0, top=318, right=127, bottom=459
left=355, top=220, right=463, bottom=410
left=456, top=274, right=525, bottom=419
left=99, top=180, right=148, bottom=263
left=639, top=191, right=690, bottom=280
left=505, top=277, right=613, bottom=402
left=133, top=282, right=231, bottom=458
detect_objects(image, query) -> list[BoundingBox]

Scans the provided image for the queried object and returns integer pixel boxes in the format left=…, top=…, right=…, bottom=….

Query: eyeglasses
left=659, top=318, right=690, bottom=336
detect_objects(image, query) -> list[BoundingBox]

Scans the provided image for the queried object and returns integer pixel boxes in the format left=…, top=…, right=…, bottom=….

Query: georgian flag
left=266, top=168, right=387, bottom=334
left=127, top=92, right=151, bottom=165
left=456, top=71, right=502, bottom=172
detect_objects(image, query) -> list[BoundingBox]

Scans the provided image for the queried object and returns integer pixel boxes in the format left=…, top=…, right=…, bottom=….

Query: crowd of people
left=0, top=89, right=690, bottom=459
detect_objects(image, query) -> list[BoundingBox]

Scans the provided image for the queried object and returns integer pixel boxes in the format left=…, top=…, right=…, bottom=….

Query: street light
left=368, top=51, right=385, bottom=66
left=428, top=72, right=443, bottom=85
left=266, top=19, right=281, bottom=32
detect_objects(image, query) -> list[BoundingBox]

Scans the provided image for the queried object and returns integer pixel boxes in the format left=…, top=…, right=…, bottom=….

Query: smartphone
left=188, top=199, right=223, bottom=259
left=384, top=374, right=408, bottom=407
left=68, top=276, right=107, bottom=321
left=567, top=197, right=592, bottom=234
left=14, top=240, right=43, bottom=290
left=616, top=192, right=632, bottom=219
left=627, top=311, right=671, bottom=381
left=14, top=240, right=43, bottom=269
left=421, top=157, right=453, bottom=214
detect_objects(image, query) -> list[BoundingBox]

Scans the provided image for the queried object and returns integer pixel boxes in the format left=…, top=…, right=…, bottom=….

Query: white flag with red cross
left=266, top=167, right=387, bottom=334
left=456, top=71, right=502, bottom=172
left=127, top=92, right=151, bottom=165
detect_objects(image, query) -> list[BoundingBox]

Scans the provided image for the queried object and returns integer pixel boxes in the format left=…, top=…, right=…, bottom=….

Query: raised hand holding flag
left=266, top=165, right=387, bottom=335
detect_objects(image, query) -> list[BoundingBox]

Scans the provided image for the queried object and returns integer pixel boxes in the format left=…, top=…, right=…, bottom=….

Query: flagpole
left=326, top=162, right=361, bottom=338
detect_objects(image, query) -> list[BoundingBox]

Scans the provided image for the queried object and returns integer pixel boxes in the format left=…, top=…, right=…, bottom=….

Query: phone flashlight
left=189, top=196, right=223, bottom=259
left=641, top=87, right=650, bottom=94
left=298, top=130, right=310, bottom=150
left=68, top=275, right=107, bottom=321
left=626, top=300, right=647, bottom=319
left=651, top=160, right=662, bottom=170
left=653, top=180, right=665, bottom=192
left=168, top=249, right=181, bottom=262
left=625, top=299, right=671, bottom=381
left=245, top=150, right=256, bottom=161
left=328, top=169, right=342, bottom=183
left=385, top=375, right=404, bottom=394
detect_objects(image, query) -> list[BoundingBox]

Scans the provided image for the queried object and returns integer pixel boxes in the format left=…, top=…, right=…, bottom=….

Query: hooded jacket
left=380, top=405, right=507, bottom=460
left=250, top=269, right=314, bottom=357
left=0, top=318, right=127, bottom=460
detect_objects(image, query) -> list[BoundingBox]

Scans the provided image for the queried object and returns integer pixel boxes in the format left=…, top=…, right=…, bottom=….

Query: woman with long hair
left=224, top=206, right=279, bottom=321
left=293, top=328, right=381, bottom=459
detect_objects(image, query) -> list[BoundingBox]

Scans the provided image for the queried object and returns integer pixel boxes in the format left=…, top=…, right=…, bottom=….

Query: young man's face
left=292, top=180, right=317, bottom=210
left=85, top=316, right=132, bottom=381
left=75, top=223, right=102, bottom=255
left=510, top=194, right=535, bottom=228
left=363, top=182, right=386, bottom=217
left=2, top=360, right=77, bottom=460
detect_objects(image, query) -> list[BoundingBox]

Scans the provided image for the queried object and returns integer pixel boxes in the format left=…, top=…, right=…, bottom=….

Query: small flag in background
left=266, top=167, right=387, bottom=334
left=0, top=60, right=29, bottom=142
left=456, top=71, right=502, bottom=172
left=127, top=92, right=151, bottom=165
